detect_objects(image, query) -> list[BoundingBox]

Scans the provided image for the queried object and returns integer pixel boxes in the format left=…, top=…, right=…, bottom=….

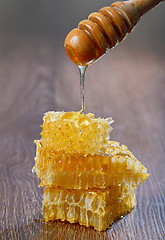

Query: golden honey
left=40, top=111, right=113, bottom=156
left=34, top=140, right=148, bottom=189
left=33, top=111, right=149, bottom=231
left=43, top=187, right=136, bottom=231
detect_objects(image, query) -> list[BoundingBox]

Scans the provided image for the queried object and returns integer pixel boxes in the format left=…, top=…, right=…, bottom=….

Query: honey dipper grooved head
left=64, top=28, right=98, bottom=66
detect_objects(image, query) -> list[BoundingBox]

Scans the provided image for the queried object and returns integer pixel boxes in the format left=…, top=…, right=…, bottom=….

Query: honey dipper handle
left=134, top=0, right=162, bottom=14
left=111, top=0, right=162, bottom=29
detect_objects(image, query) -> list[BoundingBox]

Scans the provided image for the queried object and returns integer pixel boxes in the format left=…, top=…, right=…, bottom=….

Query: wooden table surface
left=0, top=36, right=165, bottom=240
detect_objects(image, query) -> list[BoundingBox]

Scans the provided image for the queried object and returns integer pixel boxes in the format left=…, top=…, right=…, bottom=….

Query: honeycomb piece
left=33, top=140, right=149, bottom=189
left=39, top=111, right=113, bottom=155
left=43, top=187, right=136, bottom=231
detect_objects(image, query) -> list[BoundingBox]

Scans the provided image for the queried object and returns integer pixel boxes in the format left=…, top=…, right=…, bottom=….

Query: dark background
left=0, top=0, right=165, bottom=51
left=0, top=0, right=164, bottom=114
left=0, top=1, right=165, bottom=239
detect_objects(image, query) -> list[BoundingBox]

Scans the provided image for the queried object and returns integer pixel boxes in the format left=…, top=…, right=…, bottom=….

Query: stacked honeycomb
left=33, top=111, right=149, bottom=231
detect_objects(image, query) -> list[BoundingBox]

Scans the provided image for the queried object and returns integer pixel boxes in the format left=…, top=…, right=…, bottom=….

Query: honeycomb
left=33, top=111, right=149, bottom=231
left=40, top=111, right=113, bottom=156
left=43, top=187, right=136, bottom=231
left=33, top=140, right=149, bottom=189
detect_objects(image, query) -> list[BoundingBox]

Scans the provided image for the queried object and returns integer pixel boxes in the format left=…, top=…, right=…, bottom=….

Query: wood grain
left=0, top=36, right=165, bottom=240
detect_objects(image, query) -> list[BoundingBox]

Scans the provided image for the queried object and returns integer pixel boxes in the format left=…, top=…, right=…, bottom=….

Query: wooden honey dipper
left=64, top=0, right=163, bottom=66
